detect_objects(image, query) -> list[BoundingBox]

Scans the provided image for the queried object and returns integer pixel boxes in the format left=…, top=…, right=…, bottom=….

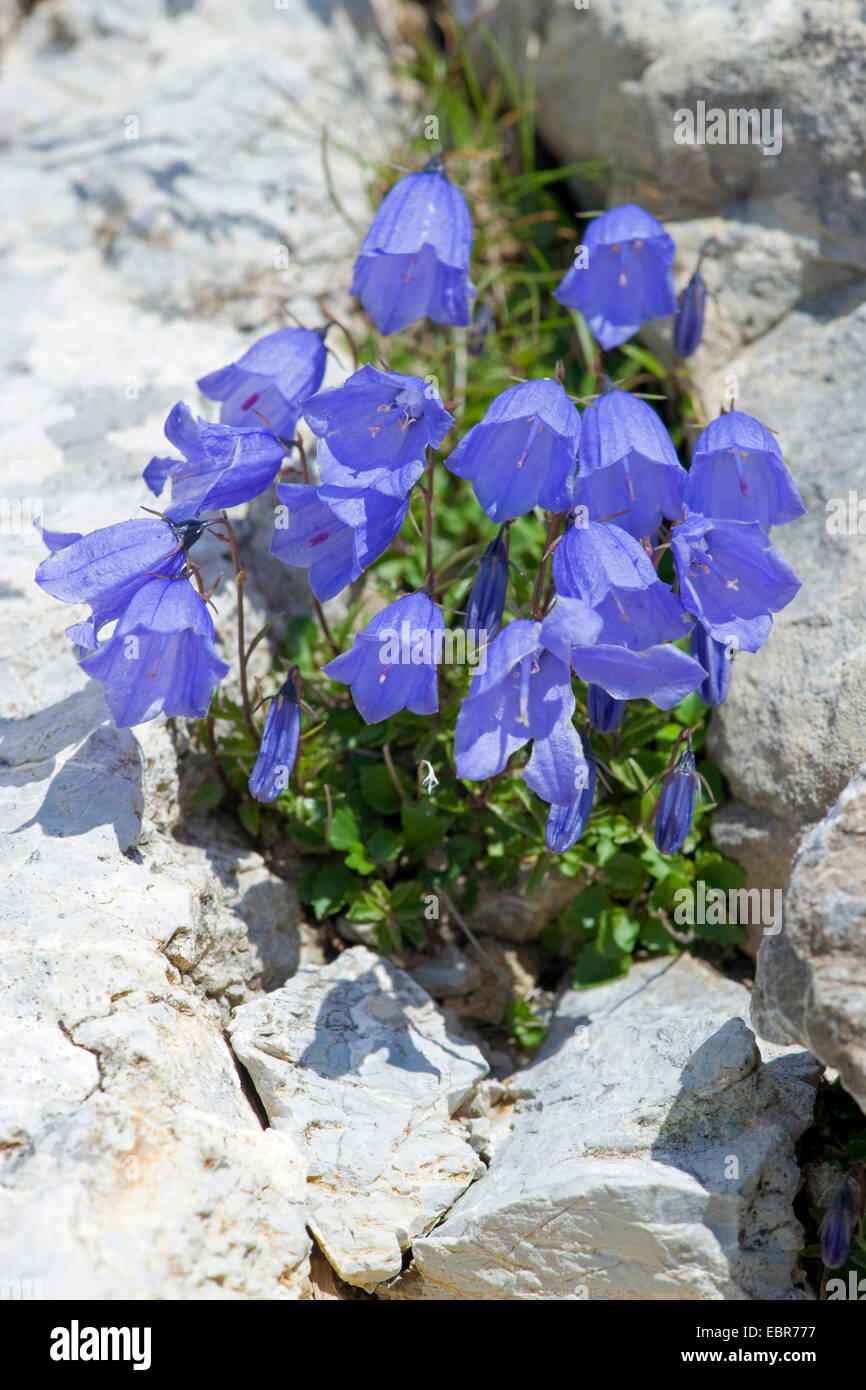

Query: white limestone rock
left=229, top=946, right=489, bottom=1290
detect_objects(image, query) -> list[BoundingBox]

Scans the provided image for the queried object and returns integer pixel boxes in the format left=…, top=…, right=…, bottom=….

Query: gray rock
left=406, top=942, right=484, bottom=999
left=229, top=946, right=489, bottom=1291
left=382, top=956, right=819, bottom=1300
left=752, top=763, right=866, bottom=1115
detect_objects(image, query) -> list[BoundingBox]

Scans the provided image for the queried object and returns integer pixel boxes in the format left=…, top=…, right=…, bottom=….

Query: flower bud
left=465, top=529, right=509, bottom=642
left=820, top=1184, right=857, bottom=1269
left=653, top=740, right=698, bottom=853
left=545, top=742, right=597, bottom=852
left=248, top=674, right=301, bottom=803
left=587, top=683, right=626, bottom=732
left=467, top=301, right=496, bottom=357
left=689, top=624, right=734, bottom=706
left=673, top=264, right=707, bottom=358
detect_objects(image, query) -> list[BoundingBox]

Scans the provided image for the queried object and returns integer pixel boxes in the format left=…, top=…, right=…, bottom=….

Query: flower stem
left=220, top=514, right=260, bottom=746
left=423, top=449, right=435, bottom=593
left=313, top=595, right=341, bottom=658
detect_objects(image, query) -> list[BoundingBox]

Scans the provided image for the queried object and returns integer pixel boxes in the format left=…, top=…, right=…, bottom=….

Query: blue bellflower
left=672, top=264, right=707, bottom=357
left=671, top=512, right=801, bottom=653
left=685, top=410, right=805, bottom=531
left=35, top=516, right=192, bottom=651
left=689, top=624, right=733, bottom=706
left=197, top=326, right=327, bottom=439
left=820, top=1185, right=857, bottom=1269
left=351, top=155, right=475, bottom=335
left=654, top=740, right=699, bottom=853
left=545, top=736, right=597, bottom=852
left=271, top=481, right=408, bottom=601
left=554, top=203, right=676, bottom=350
left=323, top=592, right=445, bottom=724
left=445, top=379, right=580, bottom=521
left=80, top=576, right=229, bottom=728
left=248, top=677, right=302, bottom=803
left=144, top=402, right=286, bottom=516
left=303, top=365, right=453, bottom=497
left=575, top=390, right=686, bottom=540
left=465, top=528, right=509, bottom=641
left=454, top=603, right=603, bottom=805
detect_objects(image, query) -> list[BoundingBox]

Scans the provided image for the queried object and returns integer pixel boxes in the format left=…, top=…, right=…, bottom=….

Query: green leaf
left=672, top=691, right=704, bottom=726
left=507, top=999, right=547, bottom=1050
left=401, top=799, right=449, bottom=856
left=574, top=943, right=631, bottom=988
left=328, top=804, right=361, bottom=851
left=603, top=851, right=647, bottom=898
left=237, top=801, right=260, bottom=837
left=597, top=906, right=641, bottom=957
left=299, top=862, right=356, bottom=920
left=366, top=826, right=405, bottom=865
left=358, top=763, right=406, bottom=815
left=346, top=879, right=390, bottom=923
left=190, top=782, right=224, bottom=810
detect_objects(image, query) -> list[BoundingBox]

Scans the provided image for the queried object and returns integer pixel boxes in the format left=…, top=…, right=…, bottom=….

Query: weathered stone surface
left=382, top=956, right=819, bottom=1301
left=229, top=946, right=489, bottom=1291
left=0, top=0, right=415, bottom=1298
left=752, top=763, right=866, bottom=1115
left=406, top=941, right=484, bottom=999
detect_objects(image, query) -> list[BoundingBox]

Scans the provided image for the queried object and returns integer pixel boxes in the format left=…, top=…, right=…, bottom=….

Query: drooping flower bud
left=545, top=749, right=597, bottom=853
left=689, top=623, right=733, bottom=706
left=654, top=738, right=698, bottom=853
left=465, top=528, right=509, bottom=642
left=587, top=683, right=626, bottom=732
left=467, top=301, right=496, bottom=357
left=248, top=674, right=302, bottom=803
left=673, top=264, right=707, bottom=358
left=820, top=1184, right=857, bottom=1269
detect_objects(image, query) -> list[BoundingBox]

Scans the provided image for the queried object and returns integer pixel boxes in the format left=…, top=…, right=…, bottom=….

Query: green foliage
left=798, top=1079, right=866, bottom=1293
left=196, top=16, right=738, bottom=982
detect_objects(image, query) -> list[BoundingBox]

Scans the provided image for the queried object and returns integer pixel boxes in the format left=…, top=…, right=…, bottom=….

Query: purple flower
left=671, top=512, right=801, bottom=653
left=271, top=481, right=408, bottom=602
left=79, top=577, right=229, bottom=727
left=575, top=390, right=686, bottom=540
left=653, top=740, right=699, bottom=853
left=323, top=592, right=445, bottom=724
left=303, top=365, right=453, bottom=495
left=465, top=528, right=509, bottom=641
left=587, top=684, right=626, bottom=733
left=196, top=326, right=327, bottom=439
left=454, top=604, right=602, bottom=805
left=684, top=410, right=805, bottom=531
left=545, top=740, right=597, bottom=851
left=689, top=625, right=733, bottom=707
left=35, top=516, right=192, bottom=651
left=248, top=677, right=301, bottom=803
left=351, top=156, right=474, bottom=335
left=820, top=1185, right=857, bottom=1269
left=34, top=518, right=82, bottom=551
left=554, top=203, right=676, bottom=350
left=445, top=378, right=580, bottom=521
left=672, top=264, right=707, bottom=358
left=144, top=402, right=286, bottom=516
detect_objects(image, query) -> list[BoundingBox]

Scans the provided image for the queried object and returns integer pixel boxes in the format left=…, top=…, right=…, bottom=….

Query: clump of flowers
left=35, top=140, right=805, bottom=977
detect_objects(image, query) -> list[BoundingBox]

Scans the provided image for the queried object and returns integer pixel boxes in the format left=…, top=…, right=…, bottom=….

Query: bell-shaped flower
left=684, top=410, right=805, bottom=531
left=454, top=602, right=603, bottom=805
left=554, top=203, right=676, bottom=350
left=323, top=592, right=445, bottom=724
left=689, top=625, right=733, bottom=707
left=248, top=677, right=302, bottom=803
left=144, top=402, right=286, bottom=516
left=672, top=264, right=707, bottom=358
left=351, top=156, right=474, bottom=335
left=34, top=518, right=82, bottom=552
left=671, top=512, right=801, bottom=653
left=574, top=390, right=686, bottom=540
left=464, top=528, right=509, bottom=642
left=271, top=481, right=408, bottom=602
left=197, top=326, right=327, bottom=439
left=587, top=684, right=626, bottom=733
left=79, top=576, right=229, bottom=728
left=653, top=740, right=699, bottom=853
left=35, top=515, right=193, bottom=651
left=303, top=365, right=453, bottom=495
left=445, top=378, right=580, bottom=521
left=545, top=738, right=597, bottom=851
